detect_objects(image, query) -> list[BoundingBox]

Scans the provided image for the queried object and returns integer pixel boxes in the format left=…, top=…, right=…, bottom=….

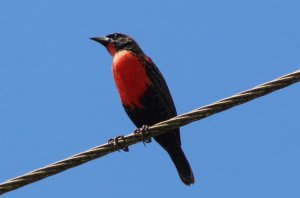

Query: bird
left=91, top=33, right=194, bottom=185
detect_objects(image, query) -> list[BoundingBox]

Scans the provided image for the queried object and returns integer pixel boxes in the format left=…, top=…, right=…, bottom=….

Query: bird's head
left=91, top=33, right=143, bottom=56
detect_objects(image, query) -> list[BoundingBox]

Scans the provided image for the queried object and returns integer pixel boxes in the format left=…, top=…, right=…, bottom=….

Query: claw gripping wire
left=108, top=136, right=129, bottom=152
left=134, top=125, right=152, bottom=146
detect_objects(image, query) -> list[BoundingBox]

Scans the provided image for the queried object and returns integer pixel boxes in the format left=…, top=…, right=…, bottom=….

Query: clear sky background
left=0, top=1, right=299, bottom=197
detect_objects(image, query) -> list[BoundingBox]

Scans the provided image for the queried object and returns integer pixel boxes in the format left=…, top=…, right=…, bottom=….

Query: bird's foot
left=134, top=125, right=152, bottom=146
left=108, top=135, right=129, bottom=152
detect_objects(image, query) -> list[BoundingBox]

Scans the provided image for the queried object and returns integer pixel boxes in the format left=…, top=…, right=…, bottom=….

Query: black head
left=90, top=33, right=143, bottom=55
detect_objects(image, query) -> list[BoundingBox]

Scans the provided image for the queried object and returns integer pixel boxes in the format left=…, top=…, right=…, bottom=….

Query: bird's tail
left=166, top=145, right=195, bottom=185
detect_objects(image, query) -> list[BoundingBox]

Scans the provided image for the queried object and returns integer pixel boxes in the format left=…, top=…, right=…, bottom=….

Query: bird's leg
left=108, top=135, right=129, bottom=152
left=134, top=125, right=152, bottom=146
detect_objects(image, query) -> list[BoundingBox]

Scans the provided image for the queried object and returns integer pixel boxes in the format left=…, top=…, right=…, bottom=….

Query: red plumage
left=112, top=50, right=151, bottom=109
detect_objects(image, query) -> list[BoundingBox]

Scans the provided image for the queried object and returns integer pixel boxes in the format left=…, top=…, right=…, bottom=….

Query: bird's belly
left=112, top=51, right=151, bottom=109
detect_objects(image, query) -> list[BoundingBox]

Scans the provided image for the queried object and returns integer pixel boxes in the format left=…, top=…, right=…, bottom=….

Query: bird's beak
left=90, top=36, right=110, bottom=46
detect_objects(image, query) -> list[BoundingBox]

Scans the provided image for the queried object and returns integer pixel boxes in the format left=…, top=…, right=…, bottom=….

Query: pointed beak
left=90, top=36, right=110, bottom=46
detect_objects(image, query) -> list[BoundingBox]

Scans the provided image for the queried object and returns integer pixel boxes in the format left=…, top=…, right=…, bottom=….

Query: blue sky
left=1, top=0, right=300, bottom=197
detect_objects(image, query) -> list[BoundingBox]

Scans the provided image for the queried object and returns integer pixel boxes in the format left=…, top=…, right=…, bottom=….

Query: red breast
left=112, top=50, right=151, bottom=109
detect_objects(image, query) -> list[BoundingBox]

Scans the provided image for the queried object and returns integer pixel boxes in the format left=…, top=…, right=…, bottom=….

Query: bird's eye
left=113, top=33, right=118, bottom=39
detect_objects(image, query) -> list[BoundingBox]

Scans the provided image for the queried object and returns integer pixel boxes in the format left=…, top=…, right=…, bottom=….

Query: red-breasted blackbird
left=91, top=33, right=194, bottom=185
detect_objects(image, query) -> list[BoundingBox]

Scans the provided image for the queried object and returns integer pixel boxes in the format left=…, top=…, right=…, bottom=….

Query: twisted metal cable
left=0, top=69, right=299, bottom=195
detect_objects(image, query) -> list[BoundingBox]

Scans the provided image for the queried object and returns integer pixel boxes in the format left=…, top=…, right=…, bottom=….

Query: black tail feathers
left=167, top=146, right=195, bottom=185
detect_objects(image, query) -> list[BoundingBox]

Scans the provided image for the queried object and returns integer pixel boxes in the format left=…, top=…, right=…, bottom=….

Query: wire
left=0, top=69, right=299, bottom=195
